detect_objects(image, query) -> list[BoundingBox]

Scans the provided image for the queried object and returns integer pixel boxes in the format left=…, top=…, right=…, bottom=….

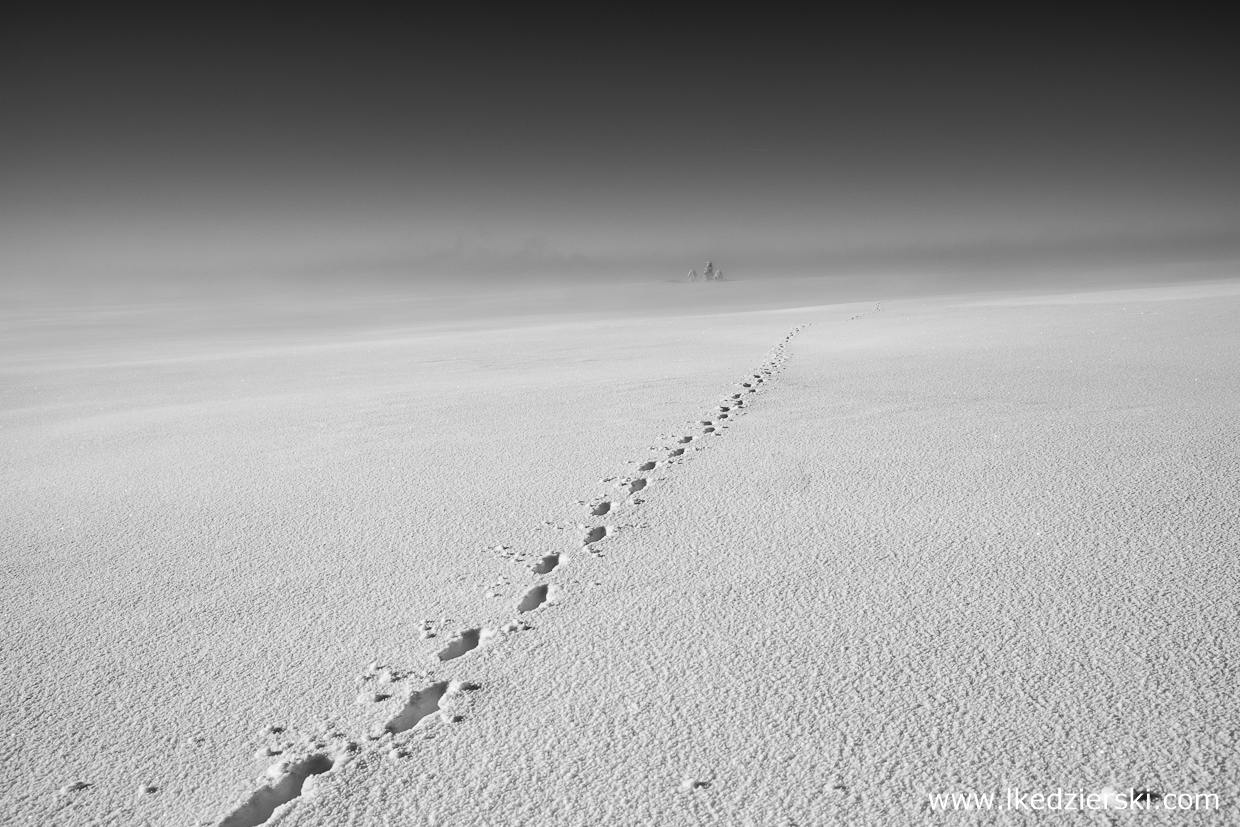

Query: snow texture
left=3, top=278, right=1239, bottom=825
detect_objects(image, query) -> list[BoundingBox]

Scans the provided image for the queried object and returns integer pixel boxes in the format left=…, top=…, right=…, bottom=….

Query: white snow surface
left=3, top=277, right=1240, bottom=825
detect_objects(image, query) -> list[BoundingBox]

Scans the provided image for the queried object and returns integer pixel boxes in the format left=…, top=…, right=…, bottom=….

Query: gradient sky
left=3, top=9, right=1238, bottom=296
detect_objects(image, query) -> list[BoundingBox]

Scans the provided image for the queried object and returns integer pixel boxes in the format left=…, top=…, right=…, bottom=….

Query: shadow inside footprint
left=517, top=584, right=549, bottom=613
left=591, top=501, right=611, bottom=516
left=385, top=682, right=450, bottom=734
left=638, top=461, right=656, bottom=472
left=437, top=629, right=481, bottom=661
left=531, top=554, right=560, bottom=574
left=216, top=754, right=335, bottom=827
left=669, top=449, right=684, bottom=457
left=583, top=526, right=607, bottom=545
left=628, top=479, right=647, bottom=494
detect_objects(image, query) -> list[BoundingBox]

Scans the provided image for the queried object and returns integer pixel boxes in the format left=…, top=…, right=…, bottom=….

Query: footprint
left=583, top=526, right=608, bottom=545
left=384, top=682, right=450, bottom=735
left=517, top=584, right=549, bottom=613
left=700, top=420, right=712, bottom=425
left=437, top=629, right=482, bottom=661
left=638, top=461, right=656, bottom=472
left=702, top=427, right=715, bottom=433
left=628, top=479, right=647, bottom=494
left=677, top=436, right=693, bottom=444
left=216, top=754, right=336, bottom=827
left=591, top=502, right=611, bottom=516
left=531, top=554, right=560, bottom=575
left=668, top=448, right=684, bottom=457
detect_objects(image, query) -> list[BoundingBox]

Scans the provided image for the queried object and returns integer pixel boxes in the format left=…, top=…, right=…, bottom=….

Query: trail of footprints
left=207, top=324, right=812, bottom=824
left=847, top=301, right=882, bottom=321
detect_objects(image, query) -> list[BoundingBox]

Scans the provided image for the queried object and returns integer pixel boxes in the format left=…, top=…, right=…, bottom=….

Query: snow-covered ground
left=3, top=276, right=1238, bottom=825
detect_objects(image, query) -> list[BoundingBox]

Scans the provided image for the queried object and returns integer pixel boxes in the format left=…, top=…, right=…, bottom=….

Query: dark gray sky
left=3, top=9, right=1238, bottom=296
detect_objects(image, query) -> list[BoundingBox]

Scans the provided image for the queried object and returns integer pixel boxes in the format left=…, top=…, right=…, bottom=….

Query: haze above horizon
left=3, top=10, right=1237, bottom=298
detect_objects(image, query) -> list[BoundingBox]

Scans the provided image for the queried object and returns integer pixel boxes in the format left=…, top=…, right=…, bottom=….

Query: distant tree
left=715, top=269, right=723, bottom=281
left=703, top=261, right=714, bottom=281
left=688, top=269, right=697, bottom=282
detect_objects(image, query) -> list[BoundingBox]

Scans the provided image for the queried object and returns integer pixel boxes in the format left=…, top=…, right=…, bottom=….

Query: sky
left=3, top=9, right=1238, bottom=301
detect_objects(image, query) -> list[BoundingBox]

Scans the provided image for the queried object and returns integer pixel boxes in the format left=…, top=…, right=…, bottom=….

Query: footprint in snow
left=437, top=629, right=483, bottom=661
left=215, top=754, right=338, bottom=827
left=384, top=682, right=451, bottom=734
left=530, top=554, right=560, bottom=574
left=517, top=584, right=550, bottom=612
